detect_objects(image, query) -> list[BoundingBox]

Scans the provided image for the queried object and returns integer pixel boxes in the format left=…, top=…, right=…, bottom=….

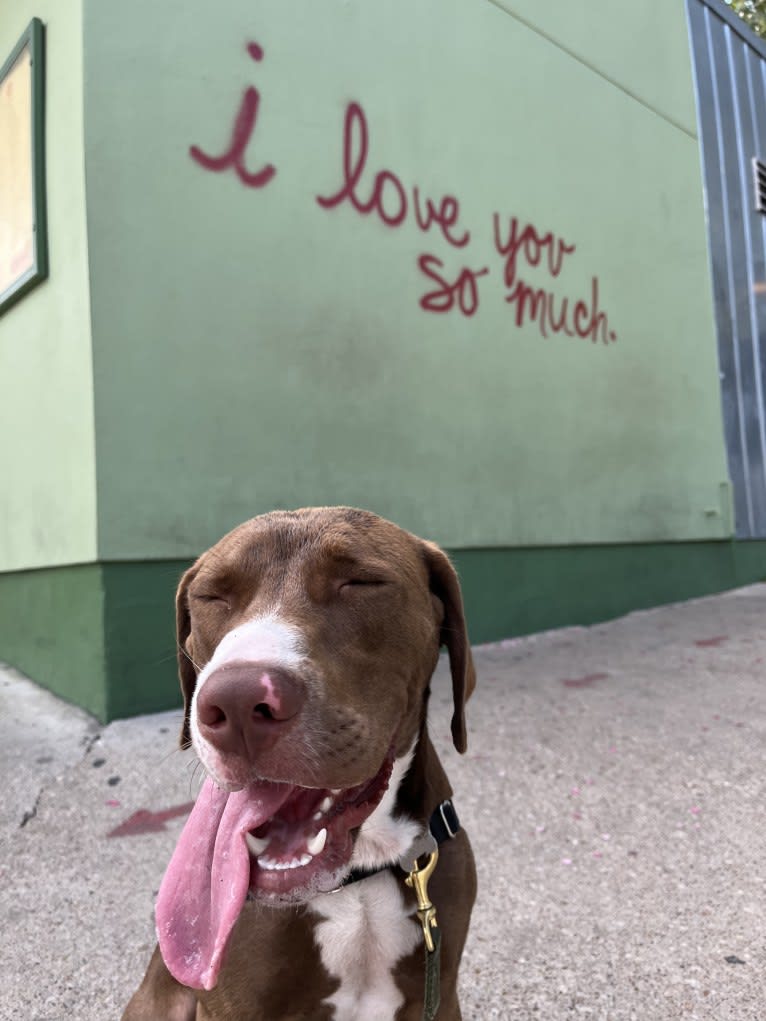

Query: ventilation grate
left=753, top=157, right=766, bottom=213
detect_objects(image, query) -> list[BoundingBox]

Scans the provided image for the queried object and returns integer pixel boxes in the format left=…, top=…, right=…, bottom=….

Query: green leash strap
left=422, top=925, right=442, bottom=1021
left=400, top=806, right=462, bottom=1021
left=405, top=848, right=442, bottom=1021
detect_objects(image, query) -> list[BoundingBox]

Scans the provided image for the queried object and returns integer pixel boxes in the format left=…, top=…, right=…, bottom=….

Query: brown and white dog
left=123, top=507, right=477, bottom=1021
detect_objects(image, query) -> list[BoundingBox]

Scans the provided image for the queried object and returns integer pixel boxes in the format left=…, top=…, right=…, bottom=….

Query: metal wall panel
left=688, top=0, right=766, bottom=536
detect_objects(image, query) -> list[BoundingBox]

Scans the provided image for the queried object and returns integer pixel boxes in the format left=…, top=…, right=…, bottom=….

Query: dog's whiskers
left=176, top=641, right=203, bottom=673
left=187, top=757, right=205, bottom=797
left=156, top=745, right=187, bottom=768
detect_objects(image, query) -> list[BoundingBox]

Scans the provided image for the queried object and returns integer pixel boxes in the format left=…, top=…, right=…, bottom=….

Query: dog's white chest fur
left=310, top=746, right=423, bottom=1018
left=311, top=872, right=420, bottom=1021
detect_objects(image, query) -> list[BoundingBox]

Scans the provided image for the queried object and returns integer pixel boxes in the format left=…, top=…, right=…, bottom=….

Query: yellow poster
left=0, top=45, right=34, bottom=297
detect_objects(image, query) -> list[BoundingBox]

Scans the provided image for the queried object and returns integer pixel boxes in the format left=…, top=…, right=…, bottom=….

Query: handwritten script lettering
left=418, top=254, right=488, bottom=317
left=189, top=41, right=276, bottom=189
left=493, top=214, right=576, bottom=289
left=190, top=40, right=617, bottom=344
left=316, top=102, right=471, bottom=249
left=493, top=214, right=616, bottom=342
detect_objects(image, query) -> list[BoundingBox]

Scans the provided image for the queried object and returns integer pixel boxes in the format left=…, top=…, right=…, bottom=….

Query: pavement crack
left=19, top=787, right=43, bottom=828
left=81, top=731, right=103, bottom=760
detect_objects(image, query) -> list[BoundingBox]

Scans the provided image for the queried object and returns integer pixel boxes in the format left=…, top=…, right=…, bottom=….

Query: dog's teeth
left=330, top=788, right=342, bottom=795
left=245, top=833, right=271, bottom=857
left=319, top=797, right=333, bottom=814
left=313, top=811, right=323, bottom=821
left=306, top=828, right=327, bottom=856
left=257, top=853, right=314, bottom=871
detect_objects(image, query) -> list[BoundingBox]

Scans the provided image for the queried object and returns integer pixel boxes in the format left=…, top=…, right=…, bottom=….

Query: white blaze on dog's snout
left=198, top=613, right=306, bottom=678
left=190, top=612, right=307, bottom=779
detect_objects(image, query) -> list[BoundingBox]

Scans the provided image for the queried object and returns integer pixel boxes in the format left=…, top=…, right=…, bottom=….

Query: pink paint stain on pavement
left=694, top=635, right=729, bottom=648
left=107, top=802, right=195, bottom=838
left=561, top=672, right=609, bottom=688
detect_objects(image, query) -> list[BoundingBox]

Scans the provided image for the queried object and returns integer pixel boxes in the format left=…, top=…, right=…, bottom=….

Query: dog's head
left=178, top=505, right=474, bottom=768
left=158, top=507, right=475, bottom=989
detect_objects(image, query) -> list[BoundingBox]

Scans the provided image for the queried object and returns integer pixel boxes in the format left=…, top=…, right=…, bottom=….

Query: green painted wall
left=0, top=0, right=96, bottom=572
left=0, top=1, right=746, bottom=722
left=3, top=539, right=766, bottom=724
left=82, top=0, right=728, bottom=561
left=491, top=0, right=698, bottom=135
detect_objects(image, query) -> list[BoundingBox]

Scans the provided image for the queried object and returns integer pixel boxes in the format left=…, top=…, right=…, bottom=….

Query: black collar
left=339, top=799, right=461, bottom=889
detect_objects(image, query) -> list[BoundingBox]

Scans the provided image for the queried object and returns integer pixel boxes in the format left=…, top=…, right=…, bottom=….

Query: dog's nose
left=196, top=661, right=305, bottom=756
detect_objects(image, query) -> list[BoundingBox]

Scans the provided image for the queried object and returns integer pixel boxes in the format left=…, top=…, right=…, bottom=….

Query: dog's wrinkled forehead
left=194, top=506, right=427, bottom=598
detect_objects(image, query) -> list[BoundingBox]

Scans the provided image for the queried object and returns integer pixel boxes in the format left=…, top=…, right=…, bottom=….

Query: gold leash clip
left=405, top=848, right=439, bottom=952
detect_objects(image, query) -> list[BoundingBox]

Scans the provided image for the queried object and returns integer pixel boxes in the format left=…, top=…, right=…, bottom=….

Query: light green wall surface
left=82, top=0, right=727, bottom=559
left=490, top=0, right=699, bottom=136
left=0, top=0, right=96, bottom=572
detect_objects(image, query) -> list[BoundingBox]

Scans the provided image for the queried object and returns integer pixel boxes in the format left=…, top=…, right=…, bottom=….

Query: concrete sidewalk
left=3, top=585, right=766, bottom=1020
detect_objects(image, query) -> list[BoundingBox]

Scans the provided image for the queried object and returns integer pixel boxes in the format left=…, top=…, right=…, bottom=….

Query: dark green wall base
left=0, top=562, right=185, bottom=722
left=451, top=539, right=766, bottom=642
left=3, top=540, right=766, bottom=722
left=0, top=563, right=107, bottom=718
left=101, top=562, right=192, bottom=720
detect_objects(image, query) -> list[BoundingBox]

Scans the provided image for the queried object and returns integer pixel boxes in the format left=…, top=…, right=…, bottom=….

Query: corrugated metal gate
left=687, top=0, right=766, bottom=537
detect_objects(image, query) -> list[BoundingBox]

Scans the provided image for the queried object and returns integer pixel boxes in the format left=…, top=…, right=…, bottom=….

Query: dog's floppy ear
left=176, top=562, right=200, bottom=749
left=422, top=541, right=476, bottom=753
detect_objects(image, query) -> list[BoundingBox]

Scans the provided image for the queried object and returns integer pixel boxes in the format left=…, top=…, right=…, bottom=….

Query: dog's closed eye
left=338, top=578, right=389, bottom=593
left=192, top=593, right=231, bottom=607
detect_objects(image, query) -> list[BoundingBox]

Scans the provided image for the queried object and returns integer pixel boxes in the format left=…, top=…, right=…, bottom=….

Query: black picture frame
left=0, top=18, right=47, bottom=317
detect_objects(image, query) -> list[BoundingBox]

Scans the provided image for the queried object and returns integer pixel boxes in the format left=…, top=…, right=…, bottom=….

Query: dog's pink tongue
left=156, top=776, right=292, bottom=991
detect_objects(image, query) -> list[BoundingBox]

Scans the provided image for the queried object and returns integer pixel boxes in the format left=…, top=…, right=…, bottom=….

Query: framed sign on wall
left=0, top=18, right=47, bottom=317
